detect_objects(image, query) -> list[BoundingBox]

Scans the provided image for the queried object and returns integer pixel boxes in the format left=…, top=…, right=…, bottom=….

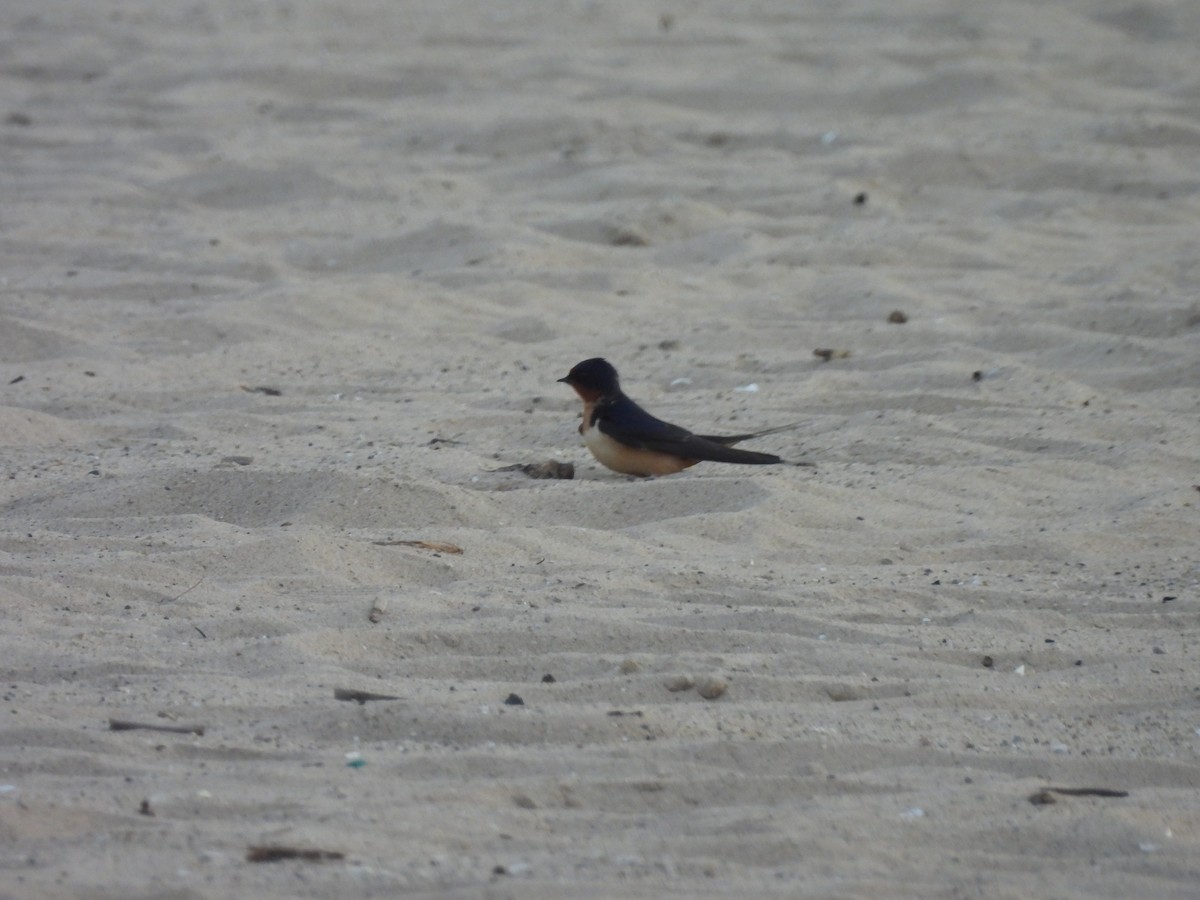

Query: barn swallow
left=558, top=357, right=804, bottom=476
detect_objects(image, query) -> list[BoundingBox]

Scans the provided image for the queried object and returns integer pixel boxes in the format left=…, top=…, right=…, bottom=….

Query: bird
left=557, top=357, right=804, bottom=476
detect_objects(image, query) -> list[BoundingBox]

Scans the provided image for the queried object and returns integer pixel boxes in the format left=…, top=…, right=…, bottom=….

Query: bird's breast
left=578, top=399, right=596, bottom=436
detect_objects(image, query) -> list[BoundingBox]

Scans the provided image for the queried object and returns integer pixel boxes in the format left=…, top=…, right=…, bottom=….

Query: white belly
left=582, top=422, right=689, bottom=476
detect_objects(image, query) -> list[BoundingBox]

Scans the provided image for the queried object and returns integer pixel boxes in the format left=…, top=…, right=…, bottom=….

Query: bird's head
left=557, top=357, right=621, bottom=400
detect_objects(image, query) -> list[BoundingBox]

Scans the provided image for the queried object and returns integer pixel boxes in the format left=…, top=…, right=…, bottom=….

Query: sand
left=1, top=1, right=1198, bottom=896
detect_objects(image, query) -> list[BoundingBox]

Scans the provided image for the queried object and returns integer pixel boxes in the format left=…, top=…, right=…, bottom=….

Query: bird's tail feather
left=698, top=421, right=805, bottom=447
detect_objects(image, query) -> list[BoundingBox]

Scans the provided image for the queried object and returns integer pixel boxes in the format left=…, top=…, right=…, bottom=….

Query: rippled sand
left=2, top=1, right=1198, bottom=896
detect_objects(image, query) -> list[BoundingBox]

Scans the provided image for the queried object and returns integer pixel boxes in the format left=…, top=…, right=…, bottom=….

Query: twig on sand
left=334, top=687, right=400, bottom=705
left=109, top=719, right=205, bottom=736
left=246, top=845, right=344, bottom=863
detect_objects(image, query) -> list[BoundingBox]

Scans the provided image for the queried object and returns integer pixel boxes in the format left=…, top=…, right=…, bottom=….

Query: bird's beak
left=556, top=375, right=571, bottom=384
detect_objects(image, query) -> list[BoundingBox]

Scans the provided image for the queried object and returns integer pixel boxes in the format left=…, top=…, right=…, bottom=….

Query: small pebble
left=813, top=348, right=851, bottom=362
left=665, top=676, right=694, bottom=693
left=695, top=677, right=727, bottom=700
left=518, top=460, right=574, bottom=479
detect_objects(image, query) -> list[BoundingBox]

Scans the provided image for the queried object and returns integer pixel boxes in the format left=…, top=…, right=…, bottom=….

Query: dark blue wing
left=595, top=395, right=781, bottom=465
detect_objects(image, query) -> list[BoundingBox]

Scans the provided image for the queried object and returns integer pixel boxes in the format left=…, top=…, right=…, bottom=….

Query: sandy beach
left=1, top=1, right=1198, bottom=896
